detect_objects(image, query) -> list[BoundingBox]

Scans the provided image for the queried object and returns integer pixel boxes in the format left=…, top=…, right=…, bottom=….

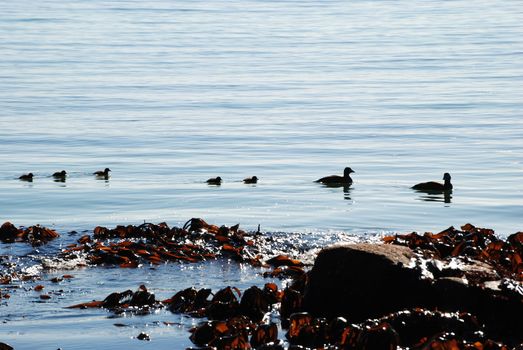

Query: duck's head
left=216, top=177, right=222, bottom=181
left=28, top=173, right=34, bottom=177
left=60, top=170, right=67, bottom=175
left=105, top=168, right=111, bottom=173
left=251, top=176, right=258, bottom=181
left=344, top=167, right=355, bottom=176
left=443, top=173, right=451, bottom=181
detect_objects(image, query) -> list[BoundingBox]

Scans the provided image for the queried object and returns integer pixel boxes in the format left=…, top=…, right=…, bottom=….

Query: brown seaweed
left=383, top=224, right=523, bottom=281
left=0, top=222, right=59, bottom=245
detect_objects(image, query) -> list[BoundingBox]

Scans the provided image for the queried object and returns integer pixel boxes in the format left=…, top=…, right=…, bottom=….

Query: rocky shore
left=1, top=220, right=522, bottom=349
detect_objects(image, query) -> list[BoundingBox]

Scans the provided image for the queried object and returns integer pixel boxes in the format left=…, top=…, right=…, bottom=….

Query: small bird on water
left=206, top=176, right=222, bottom=185
left=93, top=168, right=111, bottom=179
left=315, top=167, right=355, bottom=186
left=412, top=173, right=453, bottom=192
left=19, top=173, right=34, bottom=181
left=243, top=176, right=258, bottom=184
left=53, top=170, right=67, bottom=180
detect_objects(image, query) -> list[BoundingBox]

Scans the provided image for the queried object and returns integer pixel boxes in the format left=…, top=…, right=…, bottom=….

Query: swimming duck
left=412, top=173, right=453, bottom=192
left=243, top=176, right=258, bottom=184
left=206, top=176, right=222, bottom=185
left=53, top=170, right=67, bottom=179
left=19, top=173, right=34, bottom=181
left=93, top=168, right=111, bottom=178
left=315, top=167, right=355, bottom=186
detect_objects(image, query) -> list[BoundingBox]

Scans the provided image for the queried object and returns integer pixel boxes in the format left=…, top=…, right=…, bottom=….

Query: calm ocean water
left=1, top=0, right=522, bottom=348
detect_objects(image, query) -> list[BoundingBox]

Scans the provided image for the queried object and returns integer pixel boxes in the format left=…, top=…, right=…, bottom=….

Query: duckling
left=93, top=168, right=111, bottom=178
left=315, top=167, right=355, bottom=186
left=206, top=176, right=222, bottom=185
left=19, top=173, right=34, bottom=181
left=52, top=170, right=67, bottom=179
left=243, top=176, right=258, bottom=184
left=412, top=173, right=453, bottom=192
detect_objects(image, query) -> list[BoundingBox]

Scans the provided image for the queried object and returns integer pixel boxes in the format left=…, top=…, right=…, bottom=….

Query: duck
left=206, top=176, right=222, bottom=185
left=19, top=173, right=34, bottom=181
left=315, top=167, right=355, bottom=186
left=243, top=176, right=258, bottom=184
left=412, top=173, right=453, bottom=192
left=52, top=170, right=67, bottom=179
left=93, top=168, right=111, bottom=178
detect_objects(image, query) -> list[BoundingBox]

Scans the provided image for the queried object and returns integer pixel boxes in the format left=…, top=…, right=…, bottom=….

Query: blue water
left=1, top=0, right=523, bottom=348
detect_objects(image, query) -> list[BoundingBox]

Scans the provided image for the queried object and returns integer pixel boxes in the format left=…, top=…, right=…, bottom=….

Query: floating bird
left=52, top=170, right=67, bottom=179
left=93, top=168, right=111, bottom=178
left=243, top=176, right=258, bottom=184
left=412, top=173, right=453, bottom=192
left=206, top=176, right=222, bottom=185
left=315, top=167, right=355, bottom=186
left=19, top=173, right=34, bottom=181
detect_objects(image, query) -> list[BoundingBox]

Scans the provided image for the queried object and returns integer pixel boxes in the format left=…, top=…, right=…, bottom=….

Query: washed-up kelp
left=68, top=283, right=283, bottom=348
left=67, top=284, right=160, bottom=314
left=68, top=281, right=516, bottom=349
left=0, top=222, right=59, bottom=245
left=281, top=309, right=512, bottom=350
left=383, top=223, right=523, bottom=281
left=62, top=219, right=275, bottom=268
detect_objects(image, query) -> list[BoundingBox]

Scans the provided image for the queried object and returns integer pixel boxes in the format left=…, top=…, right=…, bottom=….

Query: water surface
left=1, top=0, right=522, bottom=348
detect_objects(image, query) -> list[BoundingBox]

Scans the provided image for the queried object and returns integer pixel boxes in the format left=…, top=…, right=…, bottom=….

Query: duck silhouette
left=53, top=170, right=67, bottom=180
left=206, top=176, right=222, bottom=185
left=243, top=176, right=258, bottom=184
left=315, top=167, right=355, bottom=186
left=412, top=173, right=453, bottom=192
left=94, top=168, right=111, bottom=178
left=19, top=173, right=34, bottom=181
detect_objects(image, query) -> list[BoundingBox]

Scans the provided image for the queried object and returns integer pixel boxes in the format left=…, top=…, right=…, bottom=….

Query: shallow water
left=1, top=0, right=523, bottom=348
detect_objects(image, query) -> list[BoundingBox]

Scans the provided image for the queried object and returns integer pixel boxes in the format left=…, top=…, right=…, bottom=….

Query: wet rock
left=0, top=342, right=14, bottom=350
left=356, top=322, right=399, bottom=350
left=304, top=243, right=418, bottom=322
left=303, top=243, right=523, bottom=344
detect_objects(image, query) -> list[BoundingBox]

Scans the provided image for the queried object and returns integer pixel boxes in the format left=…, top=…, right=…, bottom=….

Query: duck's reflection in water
left=318, top=182, right=353, bottom=201
left=53, top=178, right=67, bottom=187
left=343, top=186, right=352, bottom=201
left=415, top=190, right=452, bottom=204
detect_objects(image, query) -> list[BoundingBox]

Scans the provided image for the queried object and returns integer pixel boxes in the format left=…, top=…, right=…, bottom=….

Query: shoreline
left=1, top=219, right=522, bottom=349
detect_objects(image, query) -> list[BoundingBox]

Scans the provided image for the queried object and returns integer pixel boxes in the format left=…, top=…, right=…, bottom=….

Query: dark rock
left=303, top=243, right=523, bottom=344
left=356, top=322, right=399, bottom=350
left=303, top=244, right=418, bottom=322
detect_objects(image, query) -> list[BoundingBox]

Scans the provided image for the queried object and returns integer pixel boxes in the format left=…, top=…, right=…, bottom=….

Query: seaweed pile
left=67, top=276, right=517, bottom=349
left=383, top=223, right=523, bottom=281
left=1, top=219, right=522, bottom=349
left=0, top=222, right=59, bottom=246
left=60, top=218, right=267, bottom=268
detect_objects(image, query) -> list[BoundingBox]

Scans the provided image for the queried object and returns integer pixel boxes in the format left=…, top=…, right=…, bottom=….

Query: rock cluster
left=303, top=224, right=523, bottom=348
